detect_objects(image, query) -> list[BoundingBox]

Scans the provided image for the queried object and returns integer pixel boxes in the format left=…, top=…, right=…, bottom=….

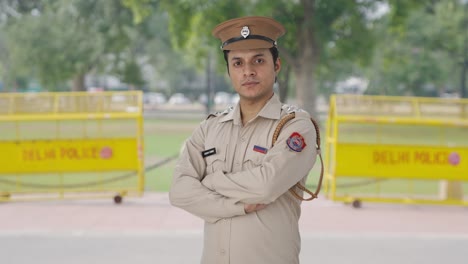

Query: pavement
left=1, top=192, right=468, bottom=263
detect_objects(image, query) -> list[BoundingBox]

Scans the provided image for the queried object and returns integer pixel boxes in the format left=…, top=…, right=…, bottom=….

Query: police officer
left=169, top=16, right=317, bottom=264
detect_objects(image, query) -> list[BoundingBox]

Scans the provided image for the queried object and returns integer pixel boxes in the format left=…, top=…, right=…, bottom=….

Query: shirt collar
left=220, top=93, right=282, bottom=124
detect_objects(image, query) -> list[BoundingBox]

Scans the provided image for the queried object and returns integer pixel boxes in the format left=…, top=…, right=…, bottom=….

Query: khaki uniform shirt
left=169, top=94, right=317, bottom=264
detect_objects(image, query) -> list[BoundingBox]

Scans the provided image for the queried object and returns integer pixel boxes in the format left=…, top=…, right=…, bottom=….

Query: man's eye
left=233, top=61, right=242, bottom=67
left=255, top=58, right=264, bottom=64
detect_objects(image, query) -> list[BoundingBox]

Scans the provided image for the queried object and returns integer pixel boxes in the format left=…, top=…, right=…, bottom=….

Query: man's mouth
left=242, top=80, right=259, bottom=86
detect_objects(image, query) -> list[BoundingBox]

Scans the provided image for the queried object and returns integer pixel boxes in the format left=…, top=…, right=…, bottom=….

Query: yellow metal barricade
left=325, top=94, right=468, bottom=207
left=0, top=91, right=144, bottom=203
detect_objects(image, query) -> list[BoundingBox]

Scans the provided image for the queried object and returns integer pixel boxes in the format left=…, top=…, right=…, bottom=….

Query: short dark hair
left=223, top=47, right=279, bottom=74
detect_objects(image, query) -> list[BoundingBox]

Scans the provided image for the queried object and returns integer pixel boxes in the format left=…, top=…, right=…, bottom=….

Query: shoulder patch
left=286, top=132, right=307, bottom=152
left=206, top=106, right=234, bottom=120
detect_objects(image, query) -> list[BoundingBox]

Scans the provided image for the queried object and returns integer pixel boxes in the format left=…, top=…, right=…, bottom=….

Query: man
left=169, top=16, right=317, bottom=264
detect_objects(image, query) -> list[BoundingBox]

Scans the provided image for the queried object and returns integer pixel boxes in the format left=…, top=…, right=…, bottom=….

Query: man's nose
left=243, top=64, right=256, bottom=76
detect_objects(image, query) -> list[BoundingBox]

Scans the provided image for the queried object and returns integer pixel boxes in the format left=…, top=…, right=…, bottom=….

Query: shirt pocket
left=242, top=147, right=265, bottom=169
left=204, top=148, right=227, bottom=175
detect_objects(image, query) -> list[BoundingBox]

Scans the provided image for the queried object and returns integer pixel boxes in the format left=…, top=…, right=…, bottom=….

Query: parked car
left=144, top=92, right=167, bottom=105
left=231, top=93, right=239, bottom=104
left=168, top=93, right=191, bottom=105
left=214, top=92, right=239, bottom=105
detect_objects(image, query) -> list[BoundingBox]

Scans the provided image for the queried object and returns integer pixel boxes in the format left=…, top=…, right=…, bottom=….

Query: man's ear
left=274, top=58, right=281, bottom=73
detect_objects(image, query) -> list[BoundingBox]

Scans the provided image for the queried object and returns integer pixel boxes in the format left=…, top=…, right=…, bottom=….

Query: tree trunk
left=295, top=57, right=317, bottom=118
left=294, top=0, right=319, bottom=118
left=72, top=74, right=86, bottom=91
left=12, top=79, right=18, bottom=92
left=278, top=64, right=291, bottom=103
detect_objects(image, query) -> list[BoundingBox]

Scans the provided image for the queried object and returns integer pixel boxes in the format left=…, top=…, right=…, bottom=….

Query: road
left=1, top=193, right=467, bottom=264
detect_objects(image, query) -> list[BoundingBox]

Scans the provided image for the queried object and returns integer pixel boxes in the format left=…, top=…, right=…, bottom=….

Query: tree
left=365, top=0, right=465, bottom=97
left=151, top=0, right=391, bottom=117
left=123, top=0, right=440, bottom=114
left=3, top=0, right=143, bottom=91
left=0, top=0, right=42, bottom=91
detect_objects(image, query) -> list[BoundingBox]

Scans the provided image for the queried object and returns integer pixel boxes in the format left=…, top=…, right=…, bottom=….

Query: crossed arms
left=169, top=118, right=316, bottom=223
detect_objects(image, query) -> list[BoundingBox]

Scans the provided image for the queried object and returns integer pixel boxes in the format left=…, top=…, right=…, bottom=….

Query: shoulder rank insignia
left=287, top=132, right=307, bottom=152
left=206, top=106, right=234, bottom=120
left=282, top=104, right=305, bottom=114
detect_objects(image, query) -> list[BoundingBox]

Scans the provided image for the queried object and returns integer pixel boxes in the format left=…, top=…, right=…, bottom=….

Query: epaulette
left=206, top=106, right=234, bottom=120
left=281, top=104, right=306, bottom=114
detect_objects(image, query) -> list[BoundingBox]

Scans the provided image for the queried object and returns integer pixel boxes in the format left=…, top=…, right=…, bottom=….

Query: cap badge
left=241, top=26, right=250, bottom=38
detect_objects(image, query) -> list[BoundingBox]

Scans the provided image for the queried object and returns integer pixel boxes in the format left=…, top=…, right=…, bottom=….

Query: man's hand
left=244, top=203, right=267, bottom=214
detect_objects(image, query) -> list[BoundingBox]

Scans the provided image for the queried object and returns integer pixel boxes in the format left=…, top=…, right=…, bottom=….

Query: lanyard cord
left=272, top=113, right=324, bottom=201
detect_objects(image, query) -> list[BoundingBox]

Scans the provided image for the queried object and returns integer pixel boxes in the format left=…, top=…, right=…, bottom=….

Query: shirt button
left=240, top=137, right=245, bottom=142
left=220, top=249, right=225, bottom=255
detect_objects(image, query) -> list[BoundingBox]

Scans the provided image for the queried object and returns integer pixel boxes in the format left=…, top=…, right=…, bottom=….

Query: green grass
left=142, top=119, right=198, bottom=191
left=146, top=160, right=178, bottom=192
left=1, top=118, right=467, bottom=197
left=0, top=118, right=197, bottom=194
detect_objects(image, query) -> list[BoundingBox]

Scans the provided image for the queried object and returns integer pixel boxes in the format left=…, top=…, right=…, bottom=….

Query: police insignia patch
left=286, top=132, right=306, bottom=152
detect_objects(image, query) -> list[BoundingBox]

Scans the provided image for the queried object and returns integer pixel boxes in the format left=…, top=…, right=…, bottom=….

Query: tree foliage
left=0, top=0, right=465, bottom=102
left=2, top=0, right=145, bottom=91
left=157, top=0, right=403, bottom=116
left=366, top=0, right=466, bottom=97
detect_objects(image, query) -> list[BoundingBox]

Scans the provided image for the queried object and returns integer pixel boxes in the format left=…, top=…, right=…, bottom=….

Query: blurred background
left=0, top=1, right=468, bottom=263
left=2, top=0, right=466, bottom=193
left=0, top=0, right=466, bottom=110
left=0, top=0, right=468, bottom=198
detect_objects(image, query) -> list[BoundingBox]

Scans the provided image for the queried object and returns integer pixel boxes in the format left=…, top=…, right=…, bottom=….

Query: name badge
left=201, top=148, right=216, bottom=158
